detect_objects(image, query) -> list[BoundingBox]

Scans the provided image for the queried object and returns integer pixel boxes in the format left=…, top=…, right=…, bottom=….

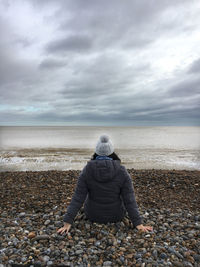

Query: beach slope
left=0, top=169, right=199, bottom=266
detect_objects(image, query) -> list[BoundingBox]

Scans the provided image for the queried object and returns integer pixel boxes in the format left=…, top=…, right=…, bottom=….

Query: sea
left=0, top=126, right=199, bottom=172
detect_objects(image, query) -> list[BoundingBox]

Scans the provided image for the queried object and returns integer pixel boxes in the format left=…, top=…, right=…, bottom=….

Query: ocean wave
left=0, top=148, right=199, bottom=172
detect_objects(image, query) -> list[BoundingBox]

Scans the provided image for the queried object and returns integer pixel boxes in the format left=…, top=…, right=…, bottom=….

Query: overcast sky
left=0, top=0, right=200, bottom=126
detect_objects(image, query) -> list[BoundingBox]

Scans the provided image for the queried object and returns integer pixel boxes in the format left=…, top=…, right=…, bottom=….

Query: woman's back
left=83, top=158, right=126, bottom=223
left=63, top=154, right=143, bottom=227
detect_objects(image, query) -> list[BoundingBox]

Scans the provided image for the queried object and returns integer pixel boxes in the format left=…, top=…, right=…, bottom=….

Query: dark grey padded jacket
left=63, top=159, right=143, bottom=228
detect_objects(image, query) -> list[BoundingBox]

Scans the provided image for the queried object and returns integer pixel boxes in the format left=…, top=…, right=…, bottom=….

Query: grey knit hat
left=95, top=135, right=114, bottom=156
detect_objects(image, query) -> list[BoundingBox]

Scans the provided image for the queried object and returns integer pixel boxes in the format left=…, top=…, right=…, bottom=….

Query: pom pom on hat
left=100, top=135, right=109, bottom=143
left=95, top=134, right=114, bottom=156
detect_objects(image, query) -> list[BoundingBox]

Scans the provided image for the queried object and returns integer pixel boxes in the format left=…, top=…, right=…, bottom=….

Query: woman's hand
left=136, top=224, right=153, bottom=232
left=57, top=222, right=71, bottom=235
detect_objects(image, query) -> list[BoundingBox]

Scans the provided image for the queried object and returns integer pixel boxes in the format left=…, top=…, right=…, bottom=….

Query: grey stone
left=160, top=252, right=167, bottom=259
left=33, top=235, right=50, bottom=241
left=103, top=261, right=112, bottom=266
left=63, top=262, right=71, bottom=267
left=135, top=253, right=142, bottom=259
left=19, top=212, right=26, bottom=217
left=43, top=255, right=50, bottom=262
left=173, top=261, right=184, bottom=267
left=44, top=219, right=51, bottom=225
left=174, top=250, right=184, bottom=259
left=183, top=261, right=194, bottom=267
left=21, top=257, right=27, bottom=262
left=46, top=248, right=51, bottom=255
left=75, top=249, right=83, bottom=255
left=152, top=249, right=158, bottom=258
left=95, top=241, right=101, bottom=246
left=120, top=256, right=124, bottom=262
left=43, top=214, right=49, bottom=219
left=193, top=254, right=200, bottom=262
left=85, top=223, right=90, bottom=229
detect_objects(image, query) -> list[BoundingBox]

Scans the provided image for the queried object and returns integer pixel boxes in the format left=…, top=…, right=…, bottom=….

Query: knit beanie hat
left=95, top=135, right=114, bottom=156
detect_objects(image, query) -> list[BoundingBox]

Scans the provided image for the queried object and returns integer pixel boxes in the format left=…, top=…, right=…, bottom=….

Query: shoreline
left=1, top=147, right=199, bottom=172
left=0, top=169, right=199, bottom=266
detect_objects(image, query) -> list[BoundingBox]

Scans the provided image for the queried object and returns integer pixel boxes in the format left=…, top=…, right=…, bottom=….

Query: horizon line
left=0, top=124, right=200, bottom=127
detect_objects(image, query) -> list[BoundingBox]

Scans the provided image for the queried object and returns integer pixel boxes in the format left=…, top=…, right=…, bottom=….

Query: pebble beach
left=0, top=169, right=200, bottom=267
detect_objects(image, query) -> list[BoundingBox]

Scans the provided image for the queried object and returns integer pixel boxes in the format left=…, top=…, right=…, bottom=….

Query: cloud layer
left=0, top=0, right=200, bottom=125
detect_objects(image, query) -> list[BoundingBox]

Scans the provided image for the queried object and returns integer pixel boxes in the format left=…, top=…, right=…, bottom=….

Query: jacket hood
left=87, top=160, right=121, bottom=183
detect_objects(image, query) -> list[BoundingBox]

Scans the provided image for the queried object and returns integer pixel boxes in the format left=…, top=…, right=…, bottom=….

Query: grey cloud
left=0, top=17, right=39, bottom=92
left=168, top=77, right=200, bottom=97
left=2, top=102, right=198, bottom=126
left=13, top=37, right=33, bottom=48
left=39, top=58, right=67, bottom=69
left=122, top=36, right=154, bottom=49
left=0, top=47, right=44, bottom=104
left=46, top=34, right=93, bottom=54
left=82, top=53, right=151, bottom=76
left=0, top=0, right=200, bottom=126
left=29, top=0, right=194, bottom=56
left=54, top=86, right=199, bottom=118
left=58, top=53, right=151, bottom=100
left=0, top=47, right=38, bottom=89
left=0, top=16, right=61, bottom=105
left=41, top=1, right=158, bottom=56
left=55, top=0, right=190, bottom=51
left=49, top=73, right=200, bottom=126
left=1, top=75, right=199, bottom=125
left=188, top=58, right=200, bottom=74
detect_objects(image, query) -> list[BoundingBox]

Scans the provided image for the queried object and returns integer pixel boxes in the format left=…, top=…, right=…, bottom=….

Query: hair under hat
left=95, top=134, right=114, bottom=156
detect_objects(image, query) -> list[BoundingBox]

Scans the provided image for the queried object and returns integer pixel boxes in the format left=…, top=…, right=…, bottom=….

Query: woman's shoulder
left=118, top=164, right=131, bottom=178
left=85, top=159, right=124, bottom=171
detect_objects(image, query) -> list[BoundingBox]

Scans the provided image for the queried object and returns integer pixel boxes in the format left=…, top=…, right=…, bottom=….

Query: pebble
left=193, top=254, right=200, bottom=262
left=103, top=261, right=112, bottom=266
left=173, top=261, right=184, bottom=267
left=152, top=249, right=158, bottom=258
left=183, top=261, right=194, bottom=267
left=21, top=257, right=27, bottom=262
left=44, top=219, right=51, bottom=225
left=43, top=255, right=50, bottom=262
left=160, top=252, right=167, bottom=259
left=33, top=234, right=50, bottom=241
left=28, top=232, right=36, bottom=239
left=174, top=250, right=184, bottom=259
left=19, top=212, right=26, bottom=217
left=75, top=249, right=84, bottom=255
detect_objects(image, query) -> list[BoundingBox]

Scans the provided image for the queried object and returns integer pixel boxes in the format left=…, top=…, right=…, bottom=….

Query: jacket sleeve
left=63, top=166, right=88, bottom=224
left=120, top=167, right=143, bottom=228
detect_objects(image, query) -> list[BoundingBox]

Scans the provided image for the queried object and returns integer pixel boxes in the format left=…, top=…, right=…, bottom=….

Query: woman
left=57, top=135, right=153, bottom=235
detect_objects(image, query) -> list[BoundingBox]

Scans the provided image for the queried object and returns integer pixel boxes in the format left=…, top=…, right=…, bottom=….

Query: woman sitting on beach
left=57, top=135, right=153, bottom=235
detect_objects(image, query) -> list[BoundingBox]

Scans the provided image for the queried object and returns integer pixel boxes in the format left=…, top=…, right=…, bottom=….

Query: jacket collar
left=96, top=155, right=113, bottom=160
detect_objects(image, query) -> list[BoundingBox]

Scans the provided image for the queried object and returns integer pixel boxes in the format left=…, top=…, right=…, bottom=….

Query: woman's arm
left=63, top=165, right=88, bottom=224
left=120, top=167, right=143, bottom=228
